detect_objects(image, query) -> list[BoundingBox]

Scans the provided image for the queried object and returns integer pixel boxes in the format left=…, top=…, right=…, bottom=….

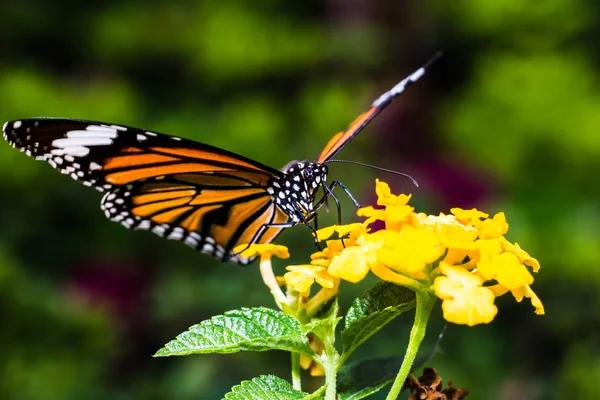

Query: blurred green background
left=1, top=1, right=599, bottom=399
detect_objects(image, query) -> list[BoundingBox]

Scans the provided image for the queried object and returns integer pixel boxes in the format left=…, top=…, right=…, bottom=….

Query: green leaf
left=154, top=307, right=315, bottom=357
left=337, top=356, right=403, bottom=399
left=223, top=375, right=309, bottom=400
left=339, top=381, right=390, bottom=400
left=341, top=282, right=415, bottom=362
left=337, top=325, right=447, bottom=399
left=302, top=298, right=341, bottom=342
left=302, top=386, right=326, bottom=400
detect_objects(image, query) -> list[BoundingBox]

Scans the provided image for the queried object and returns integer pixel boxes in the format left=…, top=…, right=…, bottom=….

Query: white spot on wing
left=137, top=134, right=147, bottom=142
left=89, top=162, right=102, bottom=170
left=153, top=226, right=166, bottom=236
left=53, top=137, right=112, bottom=147
left=67, top=129, right=117, bottom=139
left=13, top=121, right=22, bottom=129
left=137, top=220, right=151, bottom=230
left=185, top=236, right=198, bottom=247
left=169, top=231, right=184, bottom=240
left=51, top=146, right=90, bottom=157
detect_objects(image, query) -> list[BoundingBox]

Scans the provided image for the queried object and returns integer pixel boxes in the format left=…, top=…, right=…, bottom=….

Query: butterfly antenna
left=326, top=159, right=419, bottom=187
left=372, top=50, right=443, bottom=108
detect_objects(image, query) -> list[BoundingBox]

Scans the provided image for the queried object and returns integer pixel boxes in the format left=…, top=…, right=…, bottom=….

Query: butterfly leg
left=321, top=182, right=342, bottom=225
left=292, top=203, right=322, bottom=251
left=323, top=180, right=362, bottom=248
left=327, top=180, right=361, bottom=208
left=306, top=213, right=323, bottom=251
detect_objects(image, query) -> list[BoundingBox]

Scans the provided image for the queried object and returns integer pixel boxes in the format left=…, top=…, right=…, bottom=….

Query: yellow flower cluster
left=238, top=180, right=544, bottom=327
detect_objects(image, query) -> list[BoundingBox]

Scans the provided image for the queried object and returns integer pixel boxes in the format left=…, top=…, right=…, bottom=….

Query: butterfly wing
left=316, top=107, right=380, bottom=163
left=103, top=174, right=290, bottom=264
left=316, top=58, right=436, bottom=163
left=3, top=118, right=287, bottom=263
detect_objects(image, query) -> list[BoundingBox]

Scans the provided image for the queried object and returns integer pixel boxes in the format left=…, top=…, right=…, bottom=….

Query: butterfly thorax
left=271, top=161, right=328, bottom=223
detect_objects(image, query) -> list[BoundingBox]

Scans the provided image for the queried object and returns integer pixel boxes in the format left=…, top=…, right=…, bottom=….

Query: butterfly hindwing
left=102, top=174, right=289, bottom=263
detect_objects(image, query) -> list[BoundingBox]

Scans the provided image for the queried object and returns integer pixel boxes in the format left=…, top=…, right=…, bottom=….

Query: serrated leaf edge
left=155, top=307, right=315, bottom=357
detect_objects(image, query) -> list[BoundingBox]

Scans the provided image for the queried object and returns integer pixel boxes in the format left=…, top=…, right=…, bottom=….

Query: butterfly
left=2, top=56, right=437, bottom=264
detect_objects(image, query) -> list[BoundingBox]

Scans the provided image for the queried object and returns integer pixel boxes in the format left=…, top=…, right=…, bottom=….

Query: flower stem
left=323, top=347, right=338, bottom=400
left=291, top=352, right=302, bottom=390
left=385, top=291, right=437, bottom=400
left=259, top=257, right=287, bottom=308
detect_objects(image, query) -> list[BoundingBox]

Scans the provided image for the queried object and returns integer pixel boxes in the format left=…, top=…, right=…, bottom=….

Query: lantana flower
left=239, top=179, right=544, bottom=326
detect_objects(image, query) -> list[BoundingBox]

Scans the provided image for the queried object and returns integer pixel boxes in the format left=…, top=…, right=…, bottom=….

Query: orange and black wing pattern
left=316, top=107, right=380, bottom=163
left=2, top=118, right=286, bottom=263
left=316, top=54, right=439, bottom=163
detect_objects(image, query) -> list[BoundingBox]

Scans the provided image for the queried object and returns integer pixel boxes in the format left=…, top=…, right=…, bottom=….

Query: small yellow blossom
left=501, top=239, right=540, bottom=272
left=310, top=239, right=347, bottom=268
left=357, top=180, right=414, bottom=230
left=368, top=226, right=442, bottom=276
left=480, top=252, right=533, bottom=290
left=328, top=245, right=374, bottom=283
left=434, top=263, right=498, bottom=326
left=284, top=264, right=337, bottom=293
left=512, top=284, right=545, bottom=315
left=477, top=212, right=509, bottom=239
left=375, top=179, right=412, bottom=207
left=475, top=238, right=504, bottom=280
left=234, top=243, right=290, bottom=261
left=451, top=207, right=489, bottom=225
left=435, top=220, right=478, bottom=251
left=316, top=223, right=367, bottom=242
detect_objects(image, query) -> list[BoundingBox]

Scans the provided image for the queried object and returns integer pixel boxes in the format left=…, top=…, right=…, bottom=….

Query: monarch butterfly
left=2, top=56, right=438, bottom=264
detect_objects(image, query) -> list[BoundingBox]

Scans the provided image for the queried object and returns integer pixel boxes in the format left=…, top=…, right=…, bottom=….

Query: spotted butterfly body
left=2, top=57, right=435, bottom=264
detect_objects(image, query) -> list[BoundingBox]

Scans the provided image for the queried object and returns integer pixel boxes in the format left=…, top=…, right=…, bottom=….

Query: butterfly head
left=274, top=161, right=328, bottom=222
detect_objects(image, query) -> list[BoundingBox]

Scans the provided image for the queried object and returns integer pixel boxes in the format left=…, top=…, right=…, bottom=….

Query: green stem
left=385, top=291, right=437, bottom=400
left=323, top=347, right=338, bottom=400
left=291, top=352, right=302, bottom=390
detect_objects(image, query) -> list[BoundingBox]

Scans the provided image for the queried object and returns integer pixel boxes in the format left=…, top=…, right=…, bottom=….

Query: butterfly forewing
left=3, top=118, right=286, bottom=263
left=3, top=118, right=282, bottom=191
left=316, top=107, right=379, bottom=163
